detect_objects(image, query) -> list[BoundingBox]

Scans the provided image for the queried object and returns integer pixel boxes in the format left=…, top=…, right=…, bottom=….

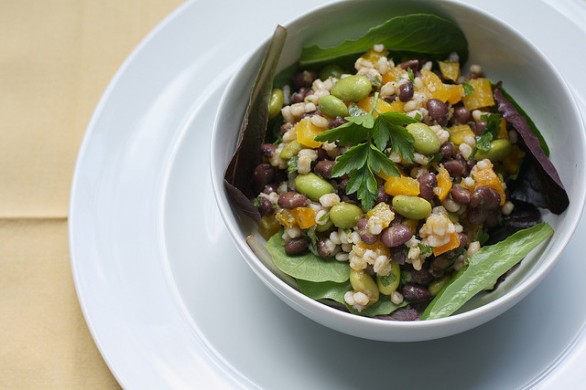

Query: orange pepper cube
left=296, top=117, right=325, bottom=149
left=433, top=165, right=452, bottom=201
left=384, top=175, right=420, bottom=196
left=462, top=78, right=495, bottom=111
left=290, top=207, right=317, bottom=230
left=433, top=232, right=460, bottom=256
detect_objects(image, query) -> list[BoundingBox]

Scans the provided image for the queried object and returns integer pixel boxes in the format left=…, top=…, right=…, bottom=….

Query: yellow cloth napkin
left=0, top=0, right=182, bottom=387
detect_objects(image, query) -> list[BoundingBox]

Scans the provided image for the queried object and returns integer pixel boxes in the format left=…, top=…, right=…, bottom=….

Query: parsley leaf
left=379, top=273, right=397, bottom=287
left=347, top=113, right=375, bottom=129
left=463, top=82, right=474, bottom=96
left=375, top=112, right=416, bottom=163
left=313, top=100, right=416, bottom=210
left=314, top=121, right=369, bottom=146
left=331, top=143, right=369, bottom=177
left=482, top=113, right=501, bottom=137
left=346, top=165, right=378, bottom=211
left=287, top=155, right=298, bottom=173
left=368, top=144, right=399, bottom=177
left=475, top=132, right=493, bottom=152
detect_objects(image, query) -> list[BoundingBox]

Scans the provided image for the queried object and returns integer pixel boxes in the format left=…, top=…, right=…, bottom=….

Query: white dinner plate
left=69, top=0, right=586, bottom=388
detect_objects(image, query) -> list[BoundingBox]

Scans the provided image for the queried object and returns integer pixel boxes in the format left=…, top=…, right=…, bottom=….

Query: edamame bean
left=269, top=88, right=283, bottom=119
left=280, top=140, right=302, bottom=160
left=392, top=195, right=432, bottom=220
left=329, top=202, right=363, bottom=228
left=294, top=173, right=334, bottom=201
left=319, top=64, right=345, bottom=81
left=331, top=75, right=372, bottom=102
left=428, top=276, right=450, bottom=296
left=475, top=138, right=512, bottom=161
left=406, top=123, right=441, bottom=155
left=350, top=269, right=379, bottom=305
left=318, top=95, right=349, bottom=118
left=377, top=260, right=401, bottom=295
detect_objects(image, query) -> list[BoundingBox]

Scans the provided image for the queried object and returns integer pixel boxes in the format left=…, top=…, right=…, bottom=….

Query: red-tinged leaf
left=493, top=86, right=569, bottom=214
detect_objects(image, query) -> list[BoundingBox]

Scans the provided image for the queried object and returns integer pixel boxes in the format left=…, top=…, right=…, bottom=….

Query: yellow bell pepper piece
left=462, top=78, right=495, bottom=111
left=296, top=117, right=325, bottom=149
left=384, top=175, right=420, bottom=196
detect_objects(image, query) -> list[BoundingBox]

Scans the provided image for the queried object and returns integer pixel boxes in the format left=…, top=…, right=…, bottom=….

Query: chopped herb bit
left=287, top=155, right=298, bottom=173
left=463, top=82, right=474, bottom=96
left=418, top=243, right=433, bottom=257
left=379, top=273, right=397, bottom=287
left=407, top=67, right=415, bottom=82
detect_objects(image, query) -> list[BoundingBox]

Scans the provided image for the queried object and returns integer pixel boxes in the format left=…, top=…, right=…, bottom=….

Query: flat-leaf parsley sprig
left=315, top=93, right=417, bottom=210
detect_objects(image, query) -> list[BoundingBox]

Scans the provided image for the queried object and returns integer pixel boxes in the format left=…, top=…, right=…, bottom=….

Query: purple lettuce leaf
left=494, top=85, right=569, bottom=214
left=224, top=26, right=287, bottom=222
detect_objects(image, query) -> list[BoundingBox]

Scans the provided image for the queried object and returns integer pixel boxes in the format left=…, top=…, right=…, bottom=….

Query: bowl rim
left=210, top=0, right=586, bottom=335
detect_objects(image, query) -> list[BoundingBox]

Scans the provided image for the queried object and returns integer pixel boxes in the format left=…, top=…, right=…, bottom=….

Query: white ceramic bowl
left=211, top=0, right=586, bottom=342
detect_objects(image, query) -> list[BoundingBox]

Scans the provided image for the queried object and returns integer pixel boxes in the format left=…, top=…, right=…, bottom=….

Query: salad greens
left=421, top=222, right=554, bottom=320
left=300, top=14, right=469, bottom=66
left=266, top=233, right=349, bottom=283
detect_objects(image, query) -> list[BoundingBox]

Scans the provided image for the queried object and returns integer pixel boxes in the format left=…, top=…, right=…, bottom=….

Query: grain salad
left=225, top=14, right=567, bottom=320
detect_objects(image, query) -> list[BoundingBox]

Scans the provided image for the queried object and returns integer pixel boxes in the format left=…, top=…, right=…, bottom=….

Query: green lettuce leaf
left=421, top=222, right=554, bottom=320
left=300, top=14, right=468, bottom=66
left=265, top=233, right=350, bottom=283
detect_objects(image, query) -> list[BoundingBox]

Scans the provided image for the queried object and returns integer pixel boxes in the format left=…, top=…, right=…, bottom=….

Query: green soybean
left=269, top=88, right=283, bottom=119
left=315, top=219, right=333, bottom=232
left=331, top=75, right=372, bottom=102
left=475, top=138, right=512, bottom=161
left=428, top=277, right=450, bottom=297
left=280, top=140, right=302, bottom=160
left=392, top=195, right=432, bottom=220
left=294, top=173, right=334, bottom=201
left=350, top=269, right=379, bottom=305
left=329, top=202, right=363, bottom=228
left=377, top=260, right=401, bottom=295
left=406, top=123, right=441, bottom=155
left=319, top=64, right=345, bottom=80
left=318, top=95, right=349, bottom=118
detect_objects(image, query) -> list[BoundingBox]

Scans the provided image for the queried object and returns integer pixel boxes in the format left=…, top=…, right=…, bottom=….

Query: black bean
left=293, top=70, right=318, bottom=89
left=260, top=143, right=276, bottom=158
left=452, top=106, right=471, bottom=124
left=401, top=284, right=431, bottom=302
left=377, top=185, right=390, bottom=204
left=440, top=142, right=455, bottom=159
left=381, top=225, right=413, bottom=248
left=410, top=267, right=434, bottom=286
left=253, top=163, right=275, bottom=192
left=284, top=237, right=309, bottom=255
left=470, top=186, right=501, bottom=210
left=431, top=255, right=454, bottom=274
left=471, top=120, right=487, bottom=136
left=417, top=172, right=437, bottom=201
left=400, top=59, right=420, bottom=71
left=317, top=240, right=334, bottom=258
left=359, top=229, right=378, bottom=245
left=467, top=208, right=488, bottom=225
left=398, top=82, right=414, bottom=102
left=291, top=88, right=307, bottom=104
left=443, top=159, right=466, bottom=179
left=450, top=184, right=471, bottom=205
left=426, top=98, right=449, bottom=126
left=391, top=246, right=407, bottom=265
left=314, top=160, right=335, bottom=179
left=386, top=306, right=420, bottom=321
left=328, top=116, right=347, bottom=129
left=262, top=183, right=278, bottom=194
left=278, top=192, right=308, bottom=209
left=356, top=218, right=378, bottom=244
left=317, top=148, right=329, bottom=161
left=258, top=198, right=274, bottom=216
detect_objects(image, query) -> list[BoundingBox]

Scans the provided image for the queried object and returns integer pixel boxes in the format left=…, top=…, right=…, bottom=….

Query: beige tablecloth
left=0, top=0, right=182, bottom=387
